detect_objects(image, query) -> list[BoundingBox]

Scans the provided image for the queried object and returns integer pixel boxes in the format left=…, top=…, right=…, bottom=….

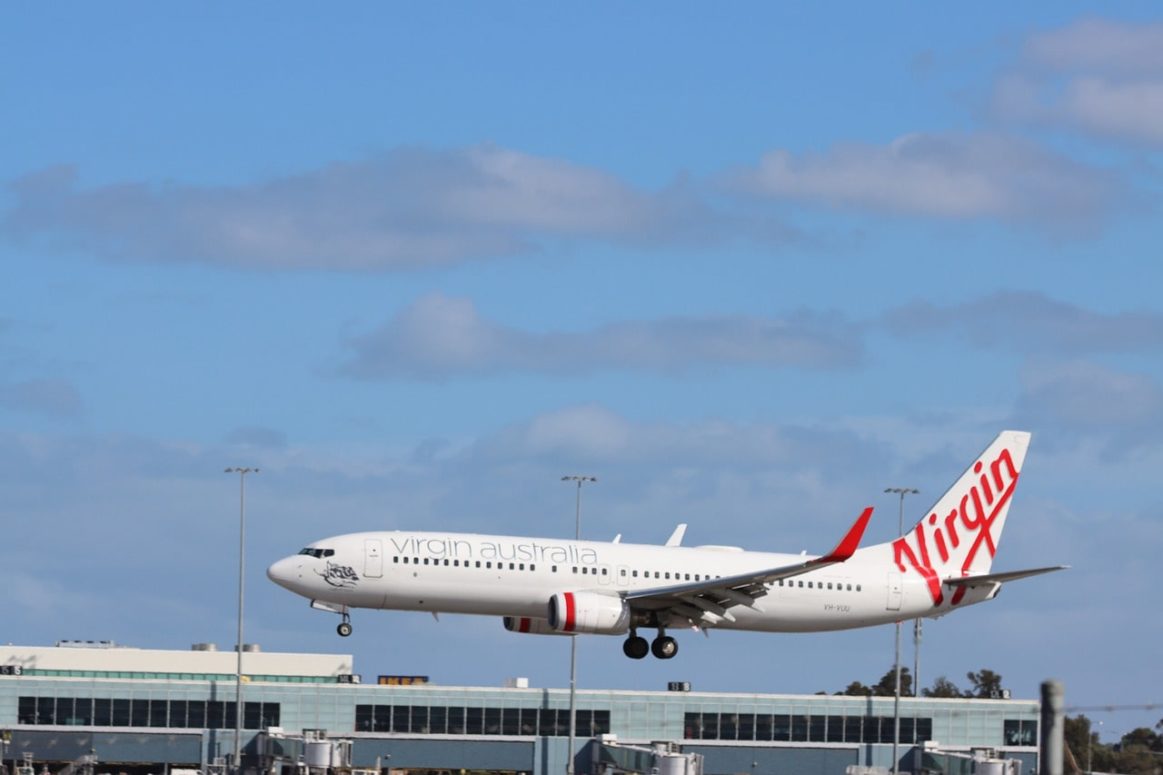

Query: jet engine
left=546, top=591, right=631, bottom=635
left=502, top=616, right=573, bottom=636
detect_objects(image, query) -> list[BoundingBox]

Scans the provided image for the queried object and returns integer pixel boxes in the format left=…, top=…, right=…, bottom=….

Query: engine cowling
left=502, top=616, right=573, bottom=636
left=547, top=591, right=630, bottom=635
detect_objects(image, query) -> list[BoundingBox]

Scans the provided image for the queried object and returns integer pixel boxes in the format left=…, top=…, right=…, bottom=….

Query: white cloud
left=995, top=18, right=1163, bottom=146
left=729, top=133, right=1119, bottom=228
left=1016, top=360, right=1163, bottom=433
left=340, top=293, right=862, bottom=380
left=883, top=291, right=1163, bottom=356
left=1059, top=77, right=1163, bottom=145
left=3, top=147, right=720, bottom=270
left=1024, top=18, right=1163, bottom=76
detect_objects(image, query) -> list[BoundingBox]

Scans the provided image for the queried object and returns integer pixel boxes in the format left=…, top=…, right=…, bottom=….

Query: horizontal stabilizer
left=943, top=565, right=1068, bottom=588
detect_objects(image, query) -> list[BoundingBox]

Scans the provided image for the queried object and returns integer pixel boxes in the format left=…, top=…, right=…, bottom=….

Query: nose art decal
left=315, top=561, right=360, bottom=588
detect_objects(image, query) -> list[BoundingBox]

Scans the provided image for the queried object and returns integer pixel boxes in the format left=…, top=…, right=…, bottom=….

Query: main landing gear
left=622, top=627, right=678, bottom=660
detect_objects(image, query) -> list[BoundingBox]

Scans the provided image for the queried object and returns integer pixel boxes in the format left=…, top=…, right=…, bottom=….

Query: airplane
left=267, top=430, right=1065, bottom=660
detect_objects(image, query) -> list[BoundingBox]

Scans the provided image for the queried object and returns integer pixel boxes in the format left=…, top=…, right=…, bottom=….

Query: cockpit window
left=297, top=548, right=335, bottom=558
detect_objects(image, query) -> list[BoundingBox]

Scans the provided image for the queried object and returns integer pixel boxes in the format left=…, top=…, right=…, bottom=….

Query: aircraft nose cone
left=267, top=556, right=300, bottom=590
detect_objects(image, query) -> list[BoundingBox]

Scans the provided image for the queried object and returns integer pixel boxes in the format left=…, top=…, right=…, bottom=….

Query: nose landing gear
left=337, top=617, right=353, bottom=637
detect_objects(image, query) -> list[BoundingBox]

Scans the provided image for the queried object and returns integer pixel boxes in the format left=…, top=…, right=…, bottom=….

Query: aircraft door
left=365, top=539, right=383, bottom=578
left=886, top=572, right=902, bottom=611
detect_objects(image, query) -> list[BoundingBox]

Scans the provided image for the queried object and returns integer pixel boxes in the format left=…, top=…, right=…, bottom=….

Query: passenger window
left=552, top=566, right=558, bottom=573
left=530, top=564, right=535, bottom=571
left=393, top=556, right=399, bottom=564
left=444, top=559, right=450, bottom=566
left=654, top=572, right=660, bottom=579
left=486, top=562, right=492, bottom=569
left=601, top=568, right=607, bottom=576
left=827, top=582, right=833, bottom=590
left=632, top=570, right=638, bottom=578
left=685, top=573, right=691, bottom=580
left=572, top=567, right=578, bottom=574
left=403, top=557, right=409, bottom=564
left=665, top=572, right=671, bottom=580
left=846, top=584, right=852, bottom=591
left=509, top=563, right=515, bottom=570
left=475, top=561, right=482, bottom=568
left=620, top=569, right=626, bottom=577
left=798, top=580, right=803, bottom=588
left=857, top=585, right=862, bottom=591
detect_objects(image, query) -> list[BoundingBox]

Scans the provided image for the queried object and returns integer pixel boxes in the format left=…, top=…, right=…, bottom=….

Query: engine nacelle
left=503, top=616, right=573, bottom=636
left=547, top=591, right=631, bottom=635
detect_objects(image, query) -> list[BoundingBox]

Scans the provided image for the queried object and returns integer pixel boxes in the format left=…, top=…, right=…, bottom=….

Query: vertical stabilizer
left=889, top=430, right=1031, bottom=605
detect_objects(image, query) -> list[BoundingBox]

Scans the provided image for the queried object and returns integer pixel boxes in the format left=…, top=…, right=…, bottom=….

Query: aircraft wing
left=942, top=565, right=1068, bottom=588
left=623, top=507, right=873, bottom=625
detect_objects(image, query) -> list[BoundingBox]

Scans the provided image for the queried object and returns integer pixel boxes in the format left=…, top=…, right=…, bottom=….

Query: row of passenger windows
left=684, top=712, right=932, bottom=744
left=777, top=578, right=862, bottom=592
left=393, top=551, right=874, bottom=588
left=390, top=556, right=860, bottom=589
left=17, top=697, right=280, bottom=730
left=355, top=704, right=610, bottom=737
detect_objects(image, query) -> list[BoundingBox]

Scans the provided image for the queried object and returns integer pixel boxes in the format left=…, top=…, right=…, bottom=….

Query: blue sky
left=3, top=4, right=1162, bottom=738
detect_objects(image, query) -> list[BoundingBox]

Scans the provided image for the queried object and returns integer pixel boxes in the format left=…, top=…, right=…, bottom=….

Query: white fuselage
left=267, top=530, right=997, bottom=634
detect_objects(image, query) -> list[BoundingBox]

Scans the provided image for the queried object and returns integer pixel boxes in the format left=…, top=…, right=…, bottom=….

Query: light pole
left=225, top=467, right=259, bottom=775
left=1088, top=720, right=1103, bottom=774
left=561, top=475, right=596, bottom=775
left=885, top=486, right=918, bottom=775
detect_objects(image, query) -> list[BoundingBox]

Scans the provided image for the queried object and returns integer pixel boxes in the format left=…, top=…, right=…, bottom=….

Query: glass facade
left=0, top=673, right=1040, bottom=754
left=355, top=704, right=610, bottom=736
left=18, top=696, right=281, bottom=729
left=682, top=711, right=935, bottom=744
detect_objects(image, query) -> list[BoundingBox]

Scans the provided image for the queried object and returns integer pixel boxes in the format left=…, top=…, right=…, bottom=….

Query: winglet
left=818, top=507, right=874, bottom=563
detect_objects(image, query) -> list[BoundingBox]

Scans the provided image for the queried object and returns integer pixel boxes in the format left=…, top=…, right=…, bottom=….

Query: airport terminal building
left=1, top=641, right=1040, bottom=775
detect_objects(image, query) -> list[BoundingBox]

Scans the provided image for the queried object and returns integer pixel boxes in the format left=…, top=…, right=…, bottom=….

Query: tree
left=1121, top=727, right=1162, bottom=752
left=872, top=666, right=913, bottom=697
left=839, top=681, right=873, bottom=697
left=922, top=676, right=965, bottom=698
left=965, top=669, right=1006, bottom=699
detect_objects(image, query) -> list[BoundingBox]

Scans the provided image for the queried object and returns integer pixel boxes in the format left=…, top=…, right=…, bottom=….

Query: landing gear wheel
left=623, top=636, right=649, bottom=659
left=651, top=635, right=678, bottom=660
left=337, top=617, right=353, bottom=637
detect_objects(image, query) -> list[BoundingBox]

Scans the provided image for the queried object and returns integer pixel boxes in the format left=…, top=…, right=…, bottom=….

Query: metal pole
left=225, top=467, right=258, bottom=775
left=914, top=619, right=921, bottom=697
left=561, top=475, right=596, bottom=775
left=885, top=487, right=918, bottom=775
left=1040, top=680, right=1064, bottom=775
